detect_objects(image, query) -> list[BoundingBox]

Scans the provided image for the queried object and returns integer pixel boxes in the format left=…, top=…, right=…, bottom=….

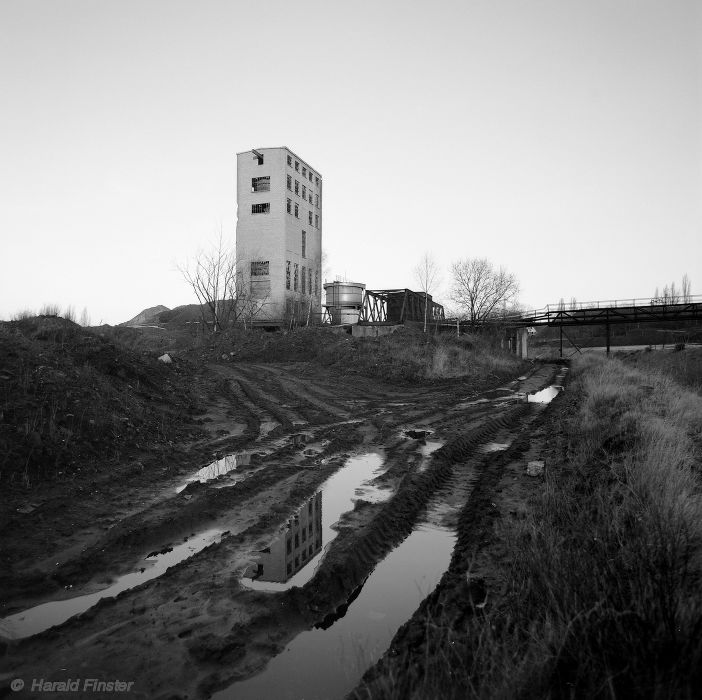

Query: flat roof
left=236, top=146, right=322, bottom=179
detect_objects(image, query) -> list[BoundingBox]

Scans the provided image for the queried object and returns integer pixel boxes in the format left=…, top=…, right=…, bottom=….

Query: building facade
left=236, top=147, right=323, bottom=325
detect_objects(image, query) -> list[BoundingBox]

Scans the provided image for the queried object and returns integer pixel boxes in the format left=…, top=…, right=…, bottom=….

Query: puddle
left=215, top=523, right=455, bottom=700
left=417, top=440, right=445, bottom=473
left=0, top=529, right=224, bottom=640
left=176, top=453, right=251, bottom=493
left=241, top=452, right=387, bottom=592
left=527, top=386, right=563, bottom=404
left=405, top=429, right=433, bottom=440
left=479, top=442, right=511, bottom=453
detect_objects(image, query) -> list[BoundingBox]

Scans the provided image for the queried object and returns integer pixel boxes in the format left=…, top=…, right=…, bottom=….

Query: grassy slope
left=225, top=326, right=525, bottom=384
left=412, top=353, right=702, bottom=698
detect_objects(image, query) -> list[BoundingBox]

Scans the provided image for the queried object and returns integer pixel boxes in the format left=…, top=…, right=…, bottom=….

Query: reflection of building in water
left=246, top=492, right=322, bottom=583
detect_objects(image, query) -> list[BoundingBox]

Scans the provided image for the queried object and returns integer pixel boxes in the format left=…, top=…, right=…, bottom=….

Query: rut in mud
left=0, top=359, right=567, bottom=699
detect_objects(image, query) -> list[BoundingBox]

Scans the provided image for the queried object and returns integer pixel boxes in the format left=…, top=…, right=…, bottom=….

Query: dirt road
left=0, top=359, right=566, bottom=699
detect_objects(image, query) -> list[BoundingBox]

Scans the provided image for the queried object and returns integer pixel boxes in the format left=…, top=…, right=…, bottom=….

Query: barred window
left=301, top=231, right=306, bottom=258
left=287, top=174, right=292, bottom=190
left=251, top=176, right=270, bottom=192
left=294, top=263, right=299, bottom=291
left=287, top=155, right=292, bottom=166
left=286, top=261, right=291, bottom=290
left=308, top=211, right=313, bottom=225
left=250, top=261, right=269, bottom=276
left=251, top=203, right=270, bottom=214
left=295, top=160, right=299, bottom=171
left=294, top=203, right=299, bottom=218
left=294, top=180, right=299, bottom=195
left=315, top=176, right=319, bottom=186
left=301, top=267, right=306, bottom=294
left=287, top=198, right=291, bottom=214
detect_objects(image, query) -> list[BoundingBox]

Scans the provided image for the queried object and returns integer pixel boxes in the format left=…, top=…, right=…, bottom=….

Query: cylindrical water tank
left=324, top=282, right=365, bottom=307
left=323, top=281, right=365, bottom=325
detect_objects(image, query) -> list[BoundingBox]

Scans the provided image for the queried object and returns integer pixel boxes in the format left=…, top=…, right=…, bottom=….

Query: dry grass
left=379, top=353, right=702, bottom=699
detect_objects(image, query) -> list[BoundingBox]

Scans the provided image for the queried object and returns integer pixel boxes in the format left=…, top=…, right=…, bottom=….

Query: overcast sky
left=1, top=0, right=700, bottom=324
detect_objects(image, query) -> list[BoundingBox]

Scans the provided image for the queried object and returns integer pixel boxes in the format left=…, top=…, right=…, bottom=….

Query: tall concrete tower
left=236, top=147, right=323, bottom=325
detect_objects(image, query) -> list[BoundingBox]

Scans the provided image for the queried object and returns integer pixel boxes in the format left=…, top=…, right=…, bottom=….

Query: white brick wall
left=236, top=147, right=322, bottom=322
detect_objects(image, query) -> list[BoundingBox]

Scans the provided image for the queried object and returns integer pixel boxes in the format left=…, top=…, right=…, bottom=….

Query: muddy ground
left=0, top=350, right=568, bottom=699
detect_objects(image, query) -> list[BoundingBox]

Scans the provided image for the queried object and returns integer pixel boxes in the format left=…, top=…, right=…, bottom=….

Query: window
left=295, top=160, right=299, bottom=171
left=251, top=176, right=270, bottom=192
left=294, top=203, right=299, bottom=218
left=308, top=193, right=312, bottom=204
left=287, top=174, right=292, bottom=190
left=253, top=151, right=263, bottom=165
left=302, top=527, right=307, bottom=542
left=308, top=171, right=313, bottom=182
left=302, top=166, right=307, bottom=177
left=294, top=533, right=299, bottom=548
left=301, top=231, right=306, bottom=258
left=294, top=263, right=299, bottom=291
left=315, top=176, right=319, bottom=186
left=308, top=522, right=312, bottom=534
left=286, top=261, right=291, bottom=290
left=295, top=556, right=299, bottom=568
left=251, top=203, right=270, bottom=214
left=294, top=180, right=299, bottom=195
left=287, top=198, right=292, bottom=214
left=250, top=261, right=269, bottom=276
left=309, top=544, right=313, bottom=556
left=287, top=155, right=292, bottom=166
left=301, top=267, right=306, bottom=294
left=314, top=270, right=318, bottom=295
left=308, top=211, right=313, bottom=225
left=315, top=194, right=319, bottom=207
left=302, top=184, right=306, bottom=199
left=315, top=214, right=319, bottom=228
left=287, top=562, right=292, bottom=575
left=308, top=270, right=312, bottom=295
left=308, top=501, right=313, bottom=515
left=286, top=537, right=292, bottom=554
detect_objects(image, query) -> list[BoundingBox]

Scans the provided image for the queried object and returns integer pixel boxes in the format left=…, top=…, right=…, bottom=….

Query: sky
left=1, top=0, right=700, bottom=324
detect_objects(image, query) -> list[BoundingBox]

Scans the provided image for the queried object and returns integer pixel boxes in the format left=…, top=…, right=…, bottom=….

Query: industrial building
left=236, top=147, right=323, bottom=326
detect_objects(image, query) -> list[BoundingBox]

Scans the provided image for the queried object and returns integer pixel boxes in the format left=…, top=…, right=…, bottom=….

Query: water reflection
left=527, top=386, right=562, bottom=404
left=241, top=452, right=386, bottom=592
left=244, top=493, right=323, bottom=584
left=0, top=529, right=224, bottom=640
left=176, top=452, right=251, bottom=492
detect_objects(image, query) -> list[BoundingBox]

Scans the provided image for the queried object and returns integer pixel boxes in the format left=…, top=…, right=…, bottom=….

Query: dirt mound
left=0, top=316, right=205, bottom=489
left=120, top=304, right=170, bottom=326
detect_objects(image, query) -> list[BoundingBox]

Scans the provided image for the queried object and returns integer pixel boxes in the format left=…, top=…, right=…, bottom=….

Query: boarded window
left=251, top=203, right=270, bottom=214
left=250, top=261, right=269, bottom=276
left=249, top=279, right=271, bottom=299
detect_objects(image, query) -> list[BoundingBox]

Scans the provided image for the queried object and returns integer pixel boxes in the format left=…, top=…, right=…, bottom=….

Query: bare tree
left=179, top=230, right=266, bottom=333
left=414, top=252, right=441, bottom=332
left=450, top=257, right=519, bottom=326
left=682, top=273, right=692, bottom=302
left=79, top=307, right=91, bottom=327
